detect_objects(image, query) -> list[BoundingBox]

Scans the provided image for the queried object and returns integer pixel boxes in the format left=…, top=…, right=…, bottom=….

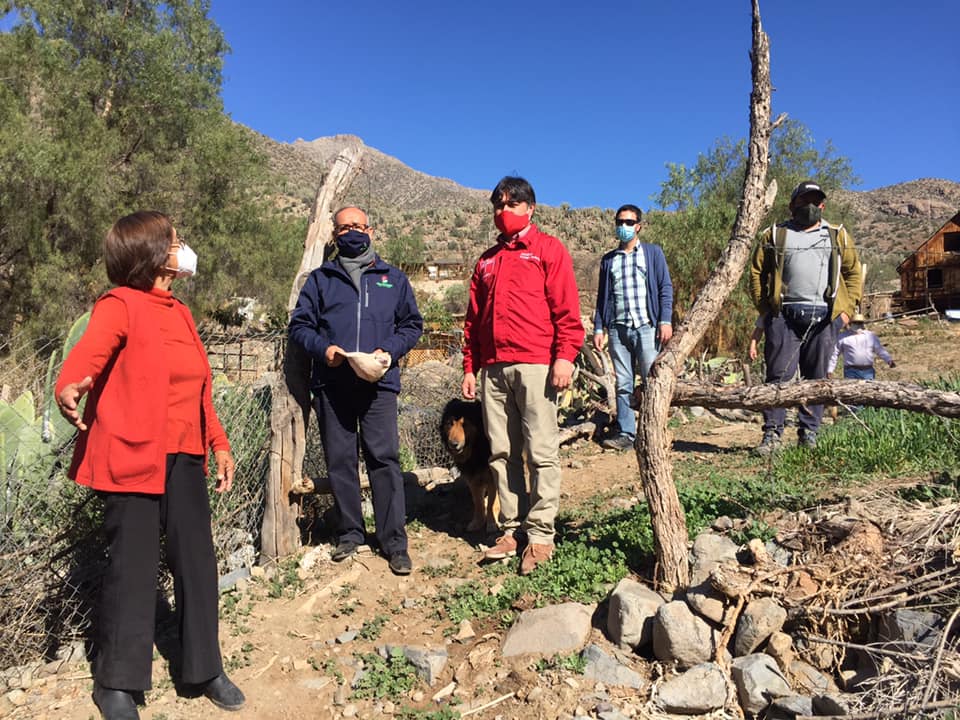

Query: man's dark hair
left=105, top=210, right=173, bottom=290
left=615, top=204, right=643, bottom=221
left=490, top=176, right=536, bottom=206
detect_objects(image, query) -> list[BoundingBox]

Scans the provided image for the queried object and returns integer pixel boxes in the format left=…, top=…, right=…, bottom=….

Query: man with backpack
left=749, top=181, right=862, bottom=454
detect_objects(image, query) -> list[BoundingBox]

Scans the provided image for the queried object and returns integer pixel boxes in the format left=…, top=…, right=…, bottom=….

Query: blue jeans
left=608, top=323, right=659, bottom=439
left=843, top=365, right=875, bottom=380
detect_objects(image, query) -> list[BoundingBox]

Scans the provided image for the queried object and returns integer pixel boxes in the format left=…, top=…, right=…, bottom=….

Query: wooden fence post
left=261, top=146, right=365, bottom=563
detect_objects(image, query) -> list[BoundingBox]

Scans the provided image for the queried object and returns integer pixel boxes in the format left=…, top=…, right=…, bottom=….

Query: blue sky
left=10, top=2, right=953, bottom=210
left=208, top=1, right=958, bottom=209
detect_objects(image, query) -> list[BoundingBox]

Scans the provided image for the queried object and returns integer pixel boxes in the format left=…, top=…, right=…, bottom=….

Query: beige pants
left=479, top=363, right=561, bottom=545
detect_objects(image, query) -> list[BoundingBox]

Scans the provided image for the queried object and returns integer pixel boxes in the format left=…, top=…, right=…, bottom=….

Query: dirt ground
left=5, top=320, right=960, bottom=720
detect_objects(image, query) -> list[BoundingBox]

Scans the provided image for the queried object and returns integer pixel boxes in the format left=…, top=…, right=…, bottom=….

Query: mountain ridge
left=249, top=129, right=960, bottom=275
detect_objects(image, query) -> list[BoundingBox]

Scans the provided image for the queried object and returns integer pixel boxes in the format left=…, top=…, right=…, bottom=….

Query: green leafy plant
left=536, top=652, right=587, bottom=674
left=351, top=649, right=419, bottom=700
left=358, top=615, right=388, bottom=641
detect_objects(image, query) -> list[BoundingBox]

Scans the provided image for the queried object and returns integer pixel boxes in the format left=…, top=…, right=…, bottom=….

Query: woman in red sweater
left=55, top=211, right=244, bottom=720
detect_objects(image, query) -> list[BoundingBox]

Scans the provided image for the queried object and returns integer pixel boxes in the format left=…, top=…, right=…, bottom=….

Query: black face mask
left=792, top=203, right=822, bottom=228
left=335, top=230, right=371, bottom=258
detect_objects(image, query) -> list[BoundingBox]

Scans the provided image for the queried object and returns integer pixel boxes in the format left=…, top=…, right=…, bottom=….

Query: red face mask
left=495, top=210, right=530, bottom=236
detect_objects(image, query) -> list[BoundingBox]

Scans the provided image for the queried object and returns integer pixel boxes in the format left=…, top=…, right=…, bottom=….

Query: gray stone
left=381, top=645, right=448, bottom=686
left=598, top=711, right=630, bottom=720
left=606, top=578, right=664, bottom=649
left=502, top=602, right=594, bottom=658
left=734, top=597, right=787, bottom=656
left=731, top=653, right=792, bottom=715
left=686, top=580, right=728, bottom=623
left=656, top=662, right=727, bottom=714
left=580, top=644, right=643, bottom=689
left=765, top=631, right=793, bottom=671
left=653, top=601, right=717, bottom=668
left=336, top=630, right=358, bottom=644
left=690, top=532, right=739, bottom=585
left=767, top=695, right=814, bottom=719
left=789, top=659, right=838, bottom=695
left=813, top=693, right=851, bottom=715
left=876, top=608, right=942, bottom=648
left=765, top=540, right=793, bottom=566
left=712, top=515, right=734, bottom=531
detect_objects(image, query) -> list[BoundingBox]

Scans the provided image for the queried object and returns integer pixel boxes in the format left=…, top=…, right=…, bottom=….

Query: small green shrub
left=352, top=649, right=419, bottom=700
left=536, top=652, right=587, bottom=674
left=358, top=615, right=388, bottom=641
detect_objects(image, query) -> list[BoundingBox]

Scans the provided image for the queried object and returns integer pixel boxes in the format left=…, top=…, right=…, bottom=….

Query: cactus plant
left=42, top=311, right=90, bottom=445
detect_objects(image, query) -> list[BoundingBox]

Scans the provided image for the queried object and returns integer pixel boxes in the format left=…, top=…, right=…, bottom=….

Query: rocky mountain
left=252, top=130, right=960, bottom=284
left=247, top=129, right=487, bottom=215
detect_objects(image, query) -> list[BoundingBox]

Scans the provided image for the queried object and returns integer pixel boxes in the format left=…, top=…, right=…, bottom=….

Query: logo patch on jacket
left=376, top=275, right=393, bottom=288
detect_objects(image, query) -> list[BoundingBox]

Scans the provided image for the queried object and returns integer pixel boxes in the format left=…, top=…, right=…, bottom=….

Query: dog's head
left=440, top=400, right=482, bottom=459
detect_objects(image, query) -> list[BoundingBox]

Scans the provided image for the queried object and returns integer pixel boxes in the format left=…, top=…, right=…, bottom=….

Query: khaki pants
left=479, top=363, right=561, bottom=545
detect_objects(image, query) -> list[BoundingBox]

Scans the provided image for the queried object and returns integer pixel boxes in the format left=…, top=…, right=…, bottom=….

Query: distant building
left=896, top=211, right=960, bottom=311
left=426, top=258, right=467, bottom=280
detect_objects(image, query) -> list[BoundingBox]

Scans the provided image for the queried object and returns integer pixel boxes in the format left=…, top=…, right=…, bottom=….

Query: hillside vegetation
left=3, top=1, right=957, bottom=359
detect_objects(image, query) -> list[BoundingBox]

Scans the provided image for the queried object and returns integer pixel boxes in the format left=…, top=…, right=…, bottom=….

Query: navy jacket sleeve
left=380, top=271, right=423, bottom=361
left=593, top=253, right=611, bottom=334
left=652, top=245, right=673, bottom=325
left=288, top=271, right=330, bottom=360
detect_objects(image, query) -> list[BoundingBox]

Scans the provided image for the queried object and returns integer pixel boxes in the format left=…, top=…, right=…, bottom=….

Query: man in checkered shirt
left=592, top=204, right=674, bottom=451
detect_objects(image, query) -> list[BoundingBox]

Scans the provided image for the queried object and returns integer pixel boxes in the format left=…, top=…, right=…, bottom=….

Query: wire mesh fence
left=0, top=320, right=463, bottom=670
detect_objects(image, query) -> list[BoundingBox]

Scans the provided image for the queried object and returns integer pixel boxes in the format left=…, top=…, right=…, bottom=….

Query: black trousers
left=314, top=384, right=408, bottom=555
left=96, top=453, right=222, bottom=691
left=762, top=312, right=842, bottom=436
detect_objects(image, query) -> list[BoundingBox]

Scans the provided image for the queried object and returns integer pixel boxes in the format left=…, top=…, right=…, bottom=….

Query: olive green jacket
left=749, top=220, right=862, bottom=321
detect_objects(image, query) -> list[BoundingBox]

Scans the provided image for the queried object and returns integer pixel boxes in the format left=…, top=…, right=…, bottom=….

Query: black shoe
left=202, top=672, right=245, bottom=711
left=601, top=434, right=634, bottom=451
left=388, top=550, right=413, bottom=575
left=754, top=431, right=782, bottom=457
left=92, top=682, right=140, bottom=720
left=798, top=431, right=818, bottom=449
left=331, top=540, right=359, bottom=562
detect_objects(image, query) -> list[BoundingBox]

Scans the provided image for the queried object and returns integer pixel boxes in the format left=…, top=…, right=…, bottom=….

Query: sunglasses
left=334, top=223, right=371, bottom=234
left=615, top=218, right=639, bottom=227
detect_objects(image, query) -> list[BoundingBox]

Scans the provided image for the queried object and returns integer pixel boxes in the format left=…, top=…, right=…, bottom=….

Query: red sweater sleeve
left=55, top=296, right=127, bottom=397
left=544, top=239, right=584, bottom=363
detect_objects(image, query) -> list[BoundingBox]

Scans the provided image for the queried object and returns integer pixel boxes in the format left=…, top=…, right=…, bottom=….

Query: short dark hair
left=615, top=204, right=643, bottom=222
left=490, top=176, right=536, bottom=206
left=104, top=211, right=173, bottom=290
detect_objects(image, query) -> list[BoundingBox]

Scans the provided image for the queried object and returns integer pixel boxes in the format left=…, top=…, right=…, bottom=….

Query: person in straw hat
left=828, top=312, right=895, bottom=381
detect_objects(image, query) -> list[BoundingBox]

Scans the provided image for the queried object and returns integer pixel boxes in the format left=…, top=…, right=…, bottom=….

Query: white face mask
left=169, top=242, right=198, bottom=278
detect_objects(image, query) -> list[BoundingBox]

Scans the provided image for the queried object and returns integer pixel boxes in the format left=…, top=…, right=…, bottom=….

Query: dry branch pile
left=715, top=492, right=960, bottom=716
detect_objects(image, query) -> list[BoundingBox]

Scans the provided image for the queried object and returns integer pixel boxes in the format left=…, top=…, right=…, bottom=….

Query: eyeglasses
left=615, top=218, right=639, bottom=227
left=334, top=223, right=371, bottom=234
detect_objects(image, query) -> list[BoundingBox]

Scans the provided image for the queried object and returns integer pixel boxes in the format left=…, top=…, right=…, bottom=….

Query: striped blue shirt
left=610, top=248, right=650, bottom=327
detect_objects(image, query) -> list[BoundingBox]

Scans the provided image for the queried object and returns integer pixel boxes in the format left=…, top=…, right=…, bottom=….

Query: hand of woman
left=56, top=376, right=93, bottom=431
left=214, top=450, right=236, bottom=493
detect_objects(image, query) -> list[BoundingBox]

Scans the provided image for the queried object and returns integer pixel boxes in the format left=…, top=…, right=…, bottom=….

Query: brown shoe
left=483, top=534, right=518, bottom=560
left=519, top=543, right=554, bottom=575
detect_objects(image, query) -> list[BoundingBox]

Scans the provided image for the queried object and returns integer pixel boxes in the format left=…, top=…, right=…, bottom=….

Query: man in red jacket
left=462, top=176, right=584, bottom=575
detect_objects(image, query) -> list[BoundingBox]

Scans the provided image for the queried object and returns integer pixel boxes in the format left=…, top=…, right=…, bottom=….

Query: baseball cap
left=790, top=181, right=826, bottom=204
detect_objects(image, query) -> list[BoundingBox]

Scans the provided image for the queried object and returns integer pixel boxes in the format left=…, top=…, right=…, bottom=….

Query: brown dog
left=440, top=399, right=499, bottom=532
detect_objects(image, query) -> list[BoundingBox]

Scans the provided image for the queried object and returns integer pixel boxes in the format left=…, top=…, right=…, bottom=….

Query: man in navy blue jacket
left=592, top=204, right=673, bottom=451
left=289, top=206, right=423, bottom=574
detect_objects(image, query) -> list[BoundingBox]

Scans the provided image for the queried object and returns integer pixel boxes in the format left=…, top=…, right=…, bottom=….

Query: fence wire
left=0, top=323, right=463, bottom=670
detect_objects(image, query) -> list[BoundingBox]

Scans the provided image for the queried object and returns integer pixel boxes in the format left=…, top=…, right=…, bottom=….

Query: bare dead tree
left=261, top=146, right=364, bottom=562
left=634, top=0, right=781, bottom=591
left=672, top=379, right=960, bottom=418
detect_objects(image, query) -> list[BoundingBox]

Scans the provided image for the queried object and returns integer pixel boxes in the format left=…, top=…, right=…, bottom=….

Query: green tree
left=648, top=119, right=858, bottom=353
left=382, top=229, right=425, bottom=275
left=0, top=0, right=304, bottom=345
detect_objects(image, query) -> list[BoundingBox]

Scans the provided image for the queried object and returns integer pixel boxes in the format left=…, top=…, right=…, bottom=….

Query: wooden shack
left=896, top=211, right=960, bottom=311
